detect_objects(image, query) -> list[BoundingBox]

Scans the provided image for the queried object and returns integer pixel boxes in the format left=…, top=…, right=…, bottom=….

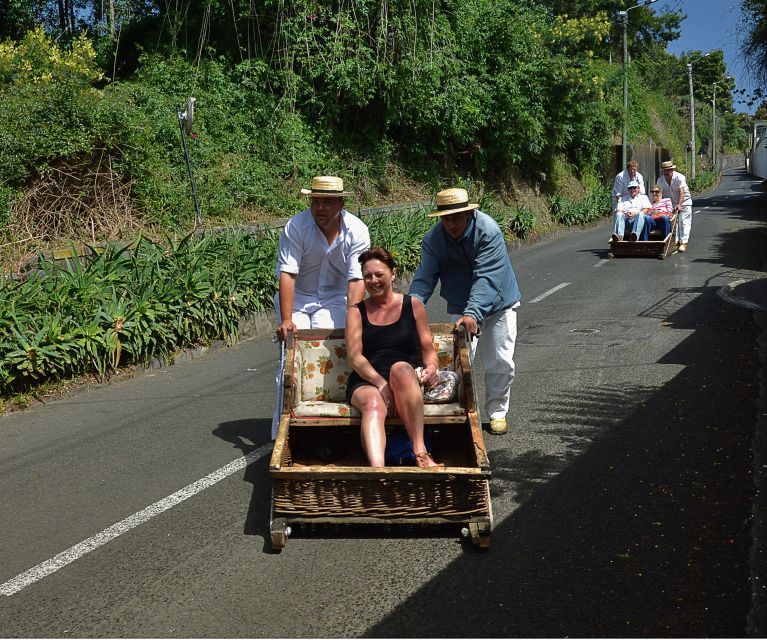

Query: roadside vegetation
left=0, top=0, right=762, bottom=401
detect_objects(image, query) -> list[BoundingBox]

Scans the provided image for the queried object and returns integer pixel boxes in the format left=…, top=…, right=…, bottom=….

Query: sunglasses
left=651, top=190, right=661, bottom=193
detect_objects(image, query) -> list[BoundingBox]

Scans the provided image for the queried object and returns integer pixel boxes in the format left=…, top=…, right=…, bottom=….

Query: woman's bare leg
left=388, top=362, right=437, bottom=467
left=350, top=386, right=387, bottom=467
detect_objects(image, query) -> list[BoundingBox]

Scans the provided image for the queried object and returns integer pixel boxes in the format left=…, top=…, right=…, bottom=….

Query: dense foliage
left=548, top=185, right=611, bottom=227
left=0, top=2, right=623, bottom=232
left=0, top=207, right=445, bottom=393
left=0, top=1, right=749, bottom=237
left=0, top=231, right=277, bottom=391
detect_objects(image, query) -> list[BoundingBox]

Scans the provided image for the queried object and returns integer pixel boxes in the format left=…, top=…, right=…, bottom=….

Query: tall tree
left=545, top=0, right=682, bottom=60
left=680, top=50, right=735, bottom=113
left=742, top=0, right=766, bottom=99
left=0, top=0, right=48, bottom=39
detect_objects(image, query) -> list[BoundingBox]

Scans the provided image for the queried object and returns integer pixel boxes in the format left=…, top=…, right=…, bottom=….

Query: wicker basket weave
left=273, top=475, right=489, bottom=518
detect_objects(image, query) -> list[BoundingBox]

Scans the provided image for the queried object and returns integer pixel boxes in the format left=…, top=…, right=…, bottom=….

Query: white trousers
left=676, top=205, right=692, bottom=243
left=450, top=304, right=519, bottom=420
left=271, top=302, right=347, bottom=439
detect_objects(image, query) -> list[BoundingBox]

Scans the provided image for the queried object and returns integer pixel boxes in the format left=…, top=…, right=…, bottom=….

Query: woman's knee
left=352, top=388, right=386, bottom=417
left=389, top=362, right=417, bottom=387
left=362, top=399, right=386, bottom=418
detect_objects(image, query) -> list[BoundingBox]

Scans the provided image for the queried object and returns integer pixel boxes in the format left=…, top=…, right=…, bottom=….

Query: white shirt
left=616, top=192, right=651, bottom=215
left=656, top=172, right=692, bottom=208
left=276, top=208, right=370, bottom=314
left=612, top=170, right=646, bottom=201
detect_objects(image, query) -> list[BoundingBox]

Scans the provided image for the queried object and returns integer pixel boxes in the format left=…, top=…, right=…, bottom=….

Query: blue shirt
left=409, top=210, right=521, bottom=323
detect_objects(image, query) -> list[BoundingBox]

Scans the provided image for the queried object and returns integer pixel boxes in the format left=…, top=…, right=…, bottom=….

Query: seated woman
left=345, top=247, right=441, bottom=468
left=645, top=186, right=673, bottom=238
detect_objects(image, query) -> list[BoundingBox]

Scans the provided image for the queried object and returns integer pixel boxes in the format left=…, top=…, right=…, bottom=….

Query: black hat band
left=437, top=201, right=470, bottom=211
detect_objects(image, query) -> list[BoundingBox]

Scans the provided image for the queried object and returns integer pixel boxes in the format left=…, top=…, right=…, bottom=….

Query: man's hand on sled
left=454, top=315, right=479, bottom=339
left=276, top=319, right=296, bottom=342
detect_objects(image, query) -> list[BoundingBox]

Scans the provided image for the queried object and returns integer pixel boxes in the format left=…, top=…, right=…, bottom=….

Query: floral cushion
left=297, top=340, right=354, bottom=403
left=293, top=400, right=464, bottom=418
left=294, top=401, right=360, bottom=417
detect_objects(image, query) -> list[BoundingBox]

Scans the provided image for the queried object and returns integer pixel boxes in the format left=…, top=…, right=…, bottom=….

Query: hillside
left=0, top=1, right=748, bottom=273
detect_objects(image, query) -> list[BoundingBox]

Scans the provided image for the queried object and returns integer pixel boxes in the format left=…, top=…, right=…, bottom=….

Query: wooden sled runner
left=268, top=324, right=492, bottom=550
left=608, top=214, right=678, bottom=259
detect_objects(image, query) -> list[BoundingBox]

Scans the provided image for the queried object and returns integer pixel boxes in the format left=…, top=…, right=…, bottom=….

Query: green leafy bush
left=365, top=206, right=435, bottom=274
left=509, top=205, right=536, bottom=239
left=549, top=185, right=611, bottom=227
left=689, top=170, right=717, bottom=193
left=0, top=230, right=278, bottom=392
left=0, top=202, right=441, bottom=395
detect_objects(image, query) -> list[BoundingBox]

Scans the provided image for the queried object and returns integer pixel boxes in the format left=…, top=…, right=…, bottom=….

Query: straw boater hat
left=300, top=176, right=352, bottom=197
left=428, top=188, right=479, bottom=217
left=660, top=160, right=677, bottom=171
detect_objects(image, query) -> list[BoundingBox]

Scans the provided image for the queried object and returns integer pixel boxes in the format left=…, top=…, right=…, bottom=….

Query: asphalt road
left=0, top=168, right=765, bottom=637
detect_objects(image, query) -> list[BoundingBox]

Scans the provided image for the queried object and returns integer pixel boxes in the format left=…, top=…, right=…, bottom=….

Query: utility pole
left=712, top=82, right=717, bottom=171
left=621, top=9, right=628, bottom=167
left=618, top=0, right=657, bottom=168
left=687, top=64, right=696, bottom=180
left=177, top=98, right=203, bottom=227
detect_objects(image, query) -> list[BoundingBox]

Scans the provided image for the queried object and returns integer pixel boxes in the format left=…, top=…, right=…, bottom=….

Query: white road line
left=593, top=259, right=609, bottom=268
left=528, top=282, right=571, bottom=304
left=0, top=442, right=273, bottom=597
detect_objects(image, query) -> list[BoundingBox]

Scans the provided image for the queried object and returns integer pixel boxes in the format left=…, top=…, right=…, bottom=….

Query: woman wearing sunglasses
left=645, top=186, right=673, bottom=239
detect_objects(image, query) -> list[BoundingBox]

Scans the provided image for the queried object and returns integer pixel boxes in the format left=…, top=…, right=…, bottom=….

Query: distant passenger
left=612, top=159, right=646, bottom=209
left=656, top=160, right=692, bottom=252
left=612, top=179, right=652, bottom=241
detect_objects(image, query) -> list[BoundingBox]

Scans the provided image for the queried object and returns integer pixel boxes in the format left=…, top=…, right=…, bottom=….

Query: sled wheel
left=270, top=518, right=290, bottom=551
left=468, top=520, right=491, bottom=550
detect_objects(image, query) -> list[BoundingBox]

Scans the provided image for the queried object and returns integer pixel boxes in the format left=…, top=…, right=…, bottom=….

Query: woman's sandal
left=414, top=451, right=444, bottom=468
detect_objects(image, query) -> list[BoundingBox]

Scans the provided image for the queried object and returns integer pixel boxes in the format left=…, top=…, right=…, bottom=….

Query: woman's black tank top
left=345, top=294, right=421, bottom=402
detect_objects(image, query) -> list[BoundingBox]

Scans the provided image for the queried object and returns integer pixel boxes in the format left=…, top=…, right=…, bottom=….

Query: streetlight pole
left=712, top=81, right=717, bottom=171
left=621, top=9, right=628, bottom=167
left=619, top=0, right=657, bottom=168
left=685, top=52, right=709, bottom=180
left=687, top=63, right=696, bottom=179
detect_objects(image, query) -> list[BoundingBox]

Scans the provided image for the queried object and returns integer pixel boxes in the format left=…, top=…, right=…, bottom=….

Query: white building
left=747, top=120, right=767, bottom=179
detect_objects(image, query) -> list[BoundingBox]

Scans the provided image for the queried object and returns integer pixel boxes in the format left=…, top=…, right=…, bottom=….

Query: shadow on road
left=211, top=418, right=273, bottom=549
left=364, top=283, right=758, bottom=636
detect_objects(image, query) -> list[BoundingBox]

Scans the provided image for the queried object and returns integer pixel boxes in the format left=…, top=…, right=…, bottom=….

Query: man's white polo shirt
left=276, top=208, right=370, bottom=314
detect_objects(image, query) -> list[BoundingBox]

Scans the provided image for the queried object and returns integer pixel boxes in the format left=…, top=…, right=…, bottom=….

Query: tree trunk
left=57, top=0, right=67, bottom=33
left=68, top=0, right=76, bottom=34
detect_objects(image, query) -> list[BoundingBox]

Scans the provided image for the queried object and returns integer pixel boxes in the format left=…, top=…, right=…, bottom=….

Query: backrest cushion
left=298, top=339, right=354, bottom=402
left=432, top=333, right=455, bottom=369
